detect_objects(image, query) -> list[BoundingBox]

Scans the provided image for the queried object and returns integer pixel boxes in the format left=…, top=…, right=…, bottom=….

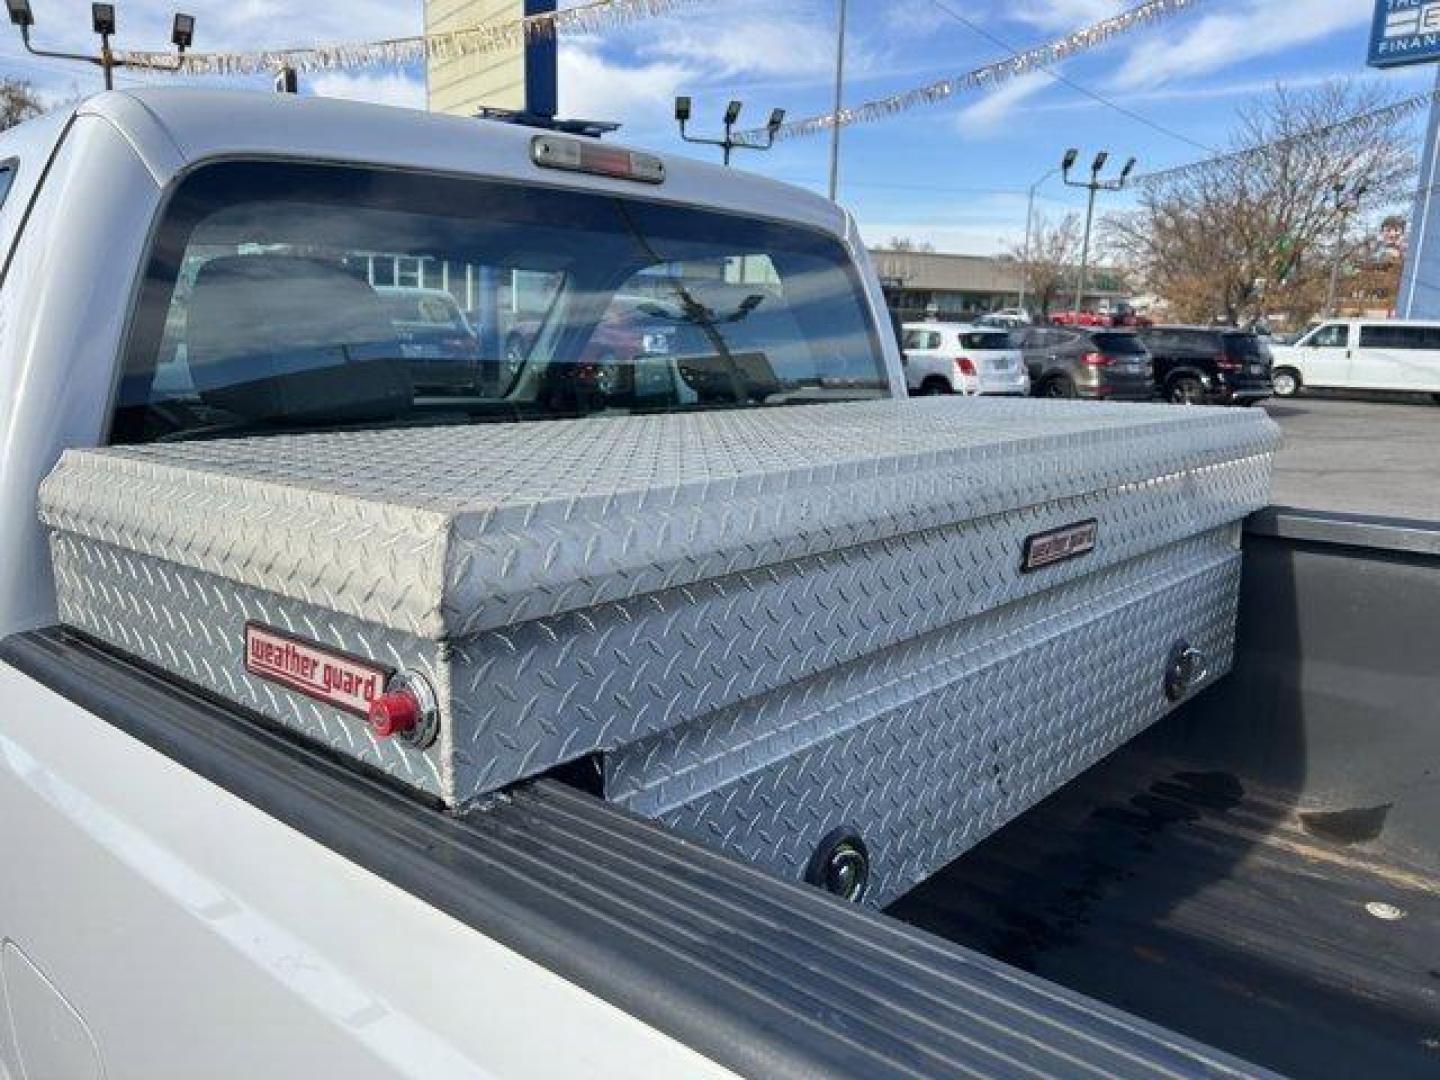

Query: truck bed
left=3, top=508, right=1432, bottom=1077
left=894, top=508, right=1440, bottom=1079
left=892, top=729, right=1440, bottom=1079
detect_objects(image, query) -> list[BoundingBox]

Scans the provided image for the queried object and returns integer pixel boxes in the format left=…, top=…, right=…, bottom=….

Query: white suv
left=902, top=321, right=1030, bottom=397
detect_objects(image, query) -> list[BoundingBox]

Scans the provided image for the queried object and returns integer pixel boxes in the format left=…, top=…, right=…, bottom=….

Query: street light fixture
left=675, top=95, right=787, bottom=166
left=1018, top=164, right=1061, bottom=317
left=1062, top=147, right=1136, bottom=315
left=8, top=2, right=195, bottom=90
left=172, top=12, right=194, bottom=51
left=91, top=3, right=115, bottom=36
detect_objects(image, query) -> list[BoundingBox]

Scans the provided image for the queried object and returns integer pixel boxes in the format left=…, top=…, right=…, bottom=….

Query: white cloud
left=1112, top=0, right=1369, bottom=89
left=955, top=71, right=1056, bottom=134
left=558, top=39, right=692, bottom=126
left=644, top=15, right=841, bottom=80
left=1007, top=1, right=1126, bottom=34
left=309, top=71, right=426, bottom=111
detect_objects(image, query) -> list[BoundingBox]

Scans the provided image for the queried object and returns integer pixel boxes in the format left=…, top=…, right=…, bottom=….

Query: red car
left=1050, top=302, right=1151, bottom=329
left=509, top=295, right=692, bottom=409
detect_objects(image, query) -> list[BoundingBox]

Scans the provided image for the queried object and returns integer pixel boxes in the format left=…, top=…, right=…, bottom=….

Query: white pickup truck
left=8, top=89, right=1428, bottom=1080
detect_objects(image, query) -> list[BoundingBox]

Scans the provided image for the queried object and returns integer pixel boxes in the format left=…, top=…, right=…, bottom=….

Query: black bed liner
left=1, top=626, right=1263, bottom=1080
left=896, top=507, right=1440, bottom=1080
left=892, top=736, right=1440, bottom=1079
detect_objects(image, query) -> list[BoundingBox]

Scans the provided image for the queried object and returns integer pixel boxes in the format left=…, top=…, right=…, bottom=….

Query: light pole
left=827, top=0, right=847, bottom=201
left=6, top=2, right=194, bottom=90
left=1324, top=178, right=1367, bottom=317
left=675, top=97, right=785, bottom=166
left=1062, top=148, right=1135, bottom=314
left=1018, top=165, right=1060, bottom=315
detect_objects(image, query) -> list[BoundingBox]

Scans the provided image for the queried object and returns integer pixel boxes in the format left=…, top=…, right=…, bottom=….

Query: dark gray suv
left=1018, top=327, right=1155, bottom=401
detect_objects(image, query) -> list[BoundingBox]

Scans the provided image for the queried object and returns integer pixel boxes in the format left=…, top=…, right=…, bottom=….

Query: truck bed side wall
left=1155, top=509, right=1440, bottom=861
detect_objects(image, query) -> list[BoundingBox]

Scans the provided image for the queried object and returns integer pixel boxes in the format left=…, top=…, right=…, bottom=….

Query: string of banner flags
left=109, top=0, right=1415, bottom=191
left=115, top=0, right=703, bottom=76
left=747, top=0, right=1204, bottom=142
left=115, top=0, right=1204, bottom=126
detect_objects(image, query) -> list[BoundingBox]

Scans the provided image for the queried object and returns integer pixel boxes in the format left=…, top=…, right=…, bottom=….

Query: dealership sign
left=1370, top=0, right=1440, bottom=68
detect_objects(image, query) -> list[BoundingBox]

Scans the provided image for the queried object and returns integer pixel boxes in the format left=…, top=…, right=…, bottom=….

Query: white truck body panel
left=0, top=661, right=733, bottom=1079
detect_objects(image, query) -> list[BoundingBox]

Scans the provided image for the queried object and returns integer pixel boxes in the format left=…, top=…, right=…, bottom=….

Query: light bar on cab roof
left=530, top=134, right=665, bottom=185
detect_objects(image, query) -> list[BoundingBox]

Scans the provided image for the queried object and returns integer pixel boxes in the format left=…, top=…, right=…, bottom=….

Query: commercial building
left=869, top=248, right=1129, bottom=320
left=425, top=0, right=555, bottom=117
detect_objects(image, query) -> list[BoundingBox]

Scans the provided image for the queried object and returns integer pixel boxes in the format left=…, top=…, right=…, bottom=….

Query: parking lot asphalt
left=1259, top=393, right=1440, bottom=521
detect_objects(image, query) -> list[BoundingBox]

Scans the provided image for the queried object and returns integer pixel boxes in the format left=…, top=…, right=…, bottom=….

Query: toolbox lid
left=39, top=398, right=1280, bottom=641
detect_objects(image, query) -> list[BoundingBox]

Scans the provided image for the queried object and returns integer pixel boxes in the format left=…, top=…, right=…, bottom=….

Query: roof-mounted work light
left=5, top=0, right=32, bottom=28
left=723, top=100, right=743, bottom=126
left=767, top=107, right=786, bottom=133
left=1119, top=157, right=1136, bottom=183
left=1091, top=150, right=1108, bottom=174
left=91, top=3, right=116, bottom=36
left=1061, top=148, right=1078, bottom=173
left=673, top=95, right=692, bottom=124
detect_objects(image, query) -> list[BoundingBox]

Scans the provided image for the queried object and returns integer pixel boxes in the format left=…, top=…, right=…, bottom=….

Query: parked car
left=376, top=286, right=487, bottom=392
left=977, top=307, right=1032, bottom=328
left=1269, top=319, right=1440, bottom=402
left=1018, top=326, right=1155, bottom=401
left=1048, top=308, right=1107, bottom=327
left=1138, top=325, right=1273, bottom=405
left=1050, top=302, right=1151, bottom=329
left=901, top=322, right=1029, bottom=396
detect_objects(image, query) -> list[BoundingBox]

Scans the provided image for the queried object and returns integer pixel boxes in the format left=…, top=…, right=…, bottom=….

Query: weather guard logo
left=1021, top=519, right=1098, bottom=573
left=244, top=622, right=390, bottom=717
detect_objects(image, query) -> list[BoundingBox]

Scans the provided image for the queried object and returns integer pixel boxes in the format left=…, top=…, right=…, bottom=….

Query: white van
left=901, top=321, right=1030, bottom=396
left=1270, top=319, right=1440, bottom=401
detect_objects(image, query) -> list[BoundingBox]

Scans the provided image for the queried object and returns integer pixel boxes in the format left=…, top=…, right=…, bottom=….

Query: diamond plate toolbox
left=39, top=397, right=1277, bottom=901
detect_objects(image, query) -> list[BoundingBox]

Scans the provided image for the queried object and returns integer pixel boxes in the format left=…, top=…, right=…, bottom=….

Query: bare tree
left=1, top=78, right=43, bottom=132
left=1008, top=212, right=1081, bottom=317
left=883, top=236, right=935, bottom=253
left=1106, top=80, right=1415, bottom=326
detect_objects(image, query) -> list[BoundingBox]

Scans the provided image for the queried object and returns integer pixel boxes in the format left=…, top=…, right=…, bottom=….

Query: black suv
left=1018, top=326, right=1155, bottom=401
left=1137, top=326, right=1273, bottom=405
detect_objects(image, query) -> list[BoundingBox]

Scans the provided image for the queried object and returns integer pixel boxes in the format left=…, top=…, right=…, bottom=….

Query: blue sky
left=1, top=0, right=1430, bottom=252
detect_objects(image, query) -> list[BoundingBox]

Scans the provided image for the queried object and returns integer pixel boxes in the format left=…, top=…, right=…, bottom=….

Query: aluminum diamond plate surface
left=42, top=397, right=1277, bottom=824
left=41, top=398, right=1278, bottom=638
left=623, top=533, right=1242, bottom=906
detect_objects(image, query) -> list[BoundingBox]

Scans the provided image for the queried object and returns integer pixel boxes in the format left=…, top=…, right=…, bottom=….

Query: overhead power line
left=746, top=0, right=1209, bottom=141
left=1135, top=91, right=1433, bottom=185
left=927, top=0, right=1215, bottom=154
